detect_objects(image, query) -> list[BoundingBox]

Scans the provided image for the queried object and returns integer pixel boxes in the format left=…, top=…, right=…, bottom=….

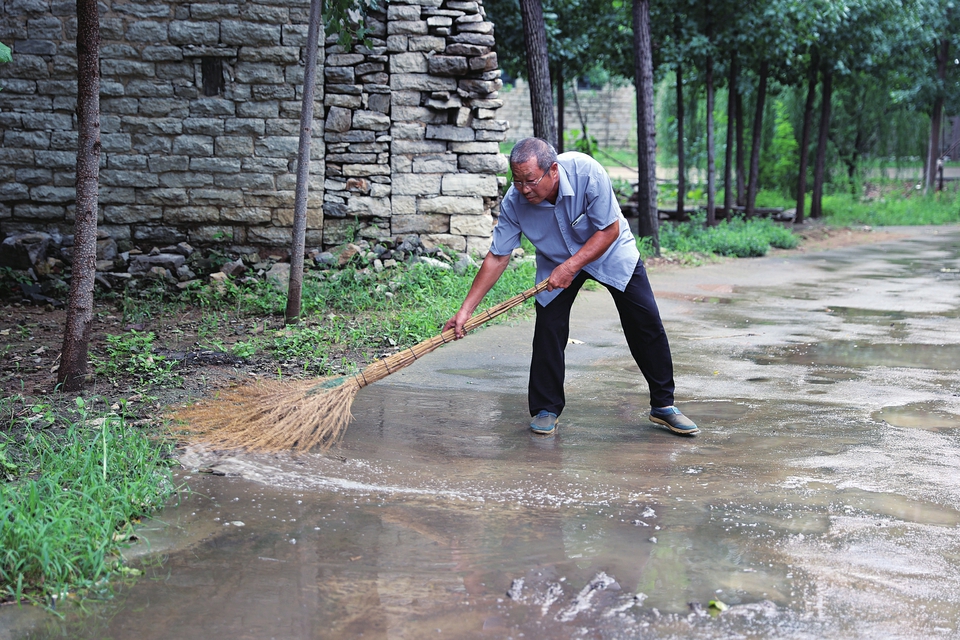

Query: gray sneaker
left=530, top=410, right=558, bottom=434
left=649, top=406, right=700, bottom=435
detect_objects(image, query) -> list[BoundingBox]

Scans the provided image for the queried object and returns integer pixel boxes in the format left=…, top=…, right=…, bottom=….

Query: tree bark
left=284, top=0, right=322, bottom=325
left=796, top=56, right=818, bottom=225
left=58, top=0, right=100, bottom=391
left=723, top=55, right=736, bottom=220
left=519, top=0, right=556, bottom=147
left=676, top=62, right=685, bottom=220
left=811, top=65, right=833, bottom=219
left=705, top=55, right=716, bottom=226
left=746, top=60, right=768, bottom=215
left=633, top=0, right=659, bottom=252
left=924, top=37, right=949, bottom=194
left=736, top=89, right=745, bottom=206
left=555, top=63, right=565, bottom=152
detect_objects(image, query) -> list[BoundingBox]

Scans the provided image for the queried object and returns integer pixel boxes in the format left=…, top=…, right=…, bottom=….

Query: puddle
left=437, top=367, right=504, bottom=380
left=8, top=387, right=960, bottom=639
left=838, top=488, right=960, bottom=526
left=805, top=368, right=861, bottom=384
left=656, top=291, right=734, bottom=304
left=873, top=404, right=960, bottom=430
left=753, top=341, right=960, bottom=370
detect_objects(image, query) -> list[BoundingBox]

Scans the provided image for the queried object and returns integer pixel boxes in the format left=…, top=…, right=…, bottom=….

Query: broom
left=176, top=279, right=549, bottom=452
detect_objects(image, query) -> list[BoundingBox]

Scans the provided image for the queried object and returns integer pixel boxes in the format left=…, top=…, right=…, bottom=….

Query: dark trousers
left=528, top=260, right=676, bottom=416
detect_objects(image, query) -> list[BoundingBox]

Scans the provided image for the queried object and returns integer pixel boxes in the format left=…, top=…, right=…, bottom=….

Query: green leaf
left=0, top=41, right=11, bottom=65
left=708, top=599, right=728, bottom=614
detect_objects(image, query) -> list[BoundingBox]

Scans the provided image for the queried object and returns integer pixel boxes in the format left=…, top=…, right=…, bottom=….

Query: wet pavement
left=5, top=225, right=960, bottom=639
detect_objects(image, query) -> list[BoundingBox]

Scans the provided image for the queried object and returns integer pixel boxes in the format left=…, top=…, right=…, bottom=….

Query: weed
left=230, top=339, right=259, bottom=359
left=91, top=331, right=181, bottom=387
left=0, top=397, right=175, bottom=605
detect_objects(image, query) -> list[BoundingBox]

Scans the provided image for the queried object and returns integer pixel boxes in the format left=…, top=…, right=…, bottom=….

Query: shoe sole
left=649, top=416, right=700, bottom=436
left=530, top=422, right=558, bottom=435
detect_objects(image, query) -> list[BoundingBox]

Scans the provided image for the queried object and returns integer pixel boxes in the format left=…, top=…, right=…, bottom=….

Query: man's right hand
left=442, top=309, right=472, bottom=340
left=442, top=251, right=512, bottom=340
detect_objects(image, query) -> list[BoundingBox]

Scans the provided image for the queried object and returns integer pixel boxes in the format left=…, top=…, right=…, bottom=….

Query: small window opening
left=201, top=57, right=224, bottom=96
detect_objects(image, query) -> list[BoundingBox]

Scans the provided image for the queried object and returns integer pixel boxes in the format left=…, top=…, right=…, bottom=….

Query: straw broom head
left=174, top=279, right=548, bottom=453
left=175, top=376, right=361, bottom=452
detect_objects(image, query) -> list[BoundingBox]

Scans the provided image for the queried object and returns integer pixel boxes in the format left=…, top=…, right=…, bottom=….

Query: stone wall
left=320, top=0, right=507, bottom=255
left=498, top=78, right=636, bottom=150
left=0, top=0, right=507, bottom=253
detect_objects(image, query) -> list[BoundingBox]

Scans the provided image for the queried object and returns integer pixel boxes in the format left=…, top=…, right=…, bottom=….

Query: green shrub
left=656, top=214, right=798, bottom=258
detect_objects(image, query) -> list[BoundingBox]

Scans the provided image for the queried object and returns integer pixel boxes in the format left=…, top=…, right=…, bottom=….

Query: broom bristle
left=174, top=376, right=361, bottom=452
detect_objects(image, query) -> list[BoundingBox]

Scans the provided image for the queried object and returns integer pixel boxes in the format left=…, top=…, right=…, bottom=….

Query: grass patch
left=0, top=396, right=175, bottom=606
left=92, top=331, right=182, bottom=388
left=185, top=256, right=539, bottom=376
left=822, top=190, right=960, bottom=226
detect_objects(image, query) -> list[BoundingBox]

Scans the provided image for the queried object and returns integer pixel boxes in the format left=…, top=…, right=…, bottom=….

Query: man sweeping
left=444, top=137, right=700, bottom=437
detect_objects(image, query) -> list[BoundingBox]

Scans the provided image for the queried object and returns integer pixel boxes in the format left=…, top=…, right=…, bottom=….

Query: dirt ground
left=0, top=223, right=890, bottom=419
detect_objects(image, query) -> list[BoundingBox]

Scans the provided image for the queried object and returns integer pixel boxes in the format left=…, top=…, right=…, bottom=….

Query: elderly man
left=444, top=137, right=699, bottom=436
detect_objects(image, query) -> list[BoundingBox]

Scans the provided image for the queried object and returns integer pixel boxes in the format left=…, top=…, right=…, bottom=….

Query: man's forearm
left=548, top=221, right=620, bottom=290
left=459, top=251, right=511, bottom=316
left=566, top=221, right=619, bottom=272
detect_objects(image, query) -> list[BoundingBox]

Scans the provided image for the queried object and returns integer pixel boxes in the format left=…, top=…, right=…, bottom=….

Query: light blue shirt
left=490, top=152, right=641, bottom=306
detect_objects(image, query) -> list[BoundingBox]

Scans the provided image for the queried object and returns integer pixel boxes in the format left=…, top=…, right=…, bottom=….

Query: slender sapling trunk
left=58, top=0, right=101, bottom=391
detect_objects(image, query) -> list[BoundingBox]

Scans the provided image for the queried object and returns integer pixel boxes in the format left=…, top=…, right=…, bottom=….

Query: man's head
left=509, top=137, right=559, bottom=205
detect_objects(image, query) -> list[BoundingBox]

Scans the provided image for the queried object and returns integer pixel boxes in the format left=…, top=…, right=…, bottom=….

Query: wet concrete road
left=8, top=225, right=960, bottom=639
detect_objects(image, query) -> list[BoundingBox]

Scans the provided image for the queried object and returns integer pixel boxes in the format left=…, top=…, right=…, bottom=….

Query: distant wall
left=497, top=78, right=636, bottom=149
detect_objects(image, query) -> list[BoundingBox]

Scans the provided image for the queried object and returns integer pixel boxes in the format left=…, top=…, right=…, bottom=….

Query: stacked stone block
left=322, top=0, right=509, bottom=255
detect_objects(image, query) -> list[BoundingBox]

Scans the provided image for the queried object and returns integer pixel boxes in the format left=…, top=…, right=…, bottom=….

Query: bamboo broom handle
left=351, top=279, right=550, bottom=388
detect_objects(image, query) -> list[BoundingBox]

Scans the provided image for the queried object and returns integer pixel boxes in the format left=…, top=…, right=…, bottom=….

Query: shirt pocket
left=569, top=212, right=595, bottom=244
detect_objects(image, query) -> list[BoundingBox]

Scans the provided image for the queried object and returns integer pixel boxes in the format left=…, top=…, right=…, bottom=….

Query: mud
left=4, top=225, right=960, bottom=639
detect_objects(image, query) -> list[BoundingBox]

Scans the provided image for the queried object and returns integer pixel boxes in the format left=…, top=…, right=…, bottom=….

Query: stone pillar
left=325, top=0, right=508, bottom=255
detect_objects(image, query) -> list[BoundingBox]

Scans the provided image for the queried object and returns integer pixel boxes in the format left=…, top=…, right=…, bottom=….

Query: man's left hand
left=547, top=262, right=577, bottom=291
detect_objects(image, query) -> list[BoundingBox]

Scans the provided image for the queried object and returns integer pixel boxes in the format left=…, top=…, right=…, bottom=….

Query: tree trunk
left=796, top=57, right=818, bottom=225
left=58, top=0, right=100, bottom=391
left=705, top=55, right=716, bottom=226
left=746, top=60, right=768, bottom=215
left=284, top=0, right=322, bottom=325
left=811, top=65, right=833, bottom=218
left=519, top=0, right=556, bottom=147
left=633, top=0, right=659, bottom=252
left=736, top=88, right=745, bottom=206
left=555, top=63, right=565, bottom=153
left=676, top=62, right=685, bottom=220
left=723, top=55, right=736, bottom=220
left=924, top=37, right=949, bottom=194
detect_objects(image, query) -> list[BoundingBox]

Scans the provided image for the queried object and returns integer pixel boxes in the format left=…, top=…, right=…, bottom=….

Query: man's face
left=511, top=158, right=558, bottom=205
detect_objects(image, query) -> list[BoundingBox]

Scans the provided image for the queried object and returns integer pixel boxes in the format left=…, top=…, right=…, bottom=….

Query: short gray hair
left=509, top=137, right=557, bottom=172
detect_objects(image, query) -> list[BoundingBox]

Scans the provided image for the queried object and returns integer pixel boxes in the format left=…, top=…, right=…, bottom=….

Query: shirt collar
left=555, top=162, right=574, bottom=204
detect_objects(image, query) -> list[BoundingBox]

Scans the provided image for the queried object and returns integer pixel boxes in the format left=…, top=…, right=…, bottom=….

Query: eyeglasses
left=512, top=168, right=549, bottom=189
